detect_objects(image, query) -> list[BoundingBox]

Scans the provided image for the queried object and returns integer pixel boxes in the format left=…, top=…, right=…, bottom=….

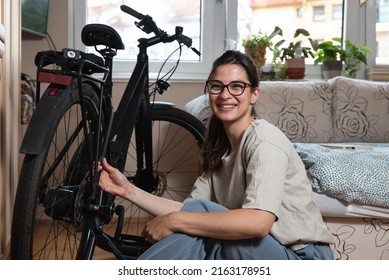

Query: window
left=72, top=0, right=389, bottom=80
left=376, top=0, right=389, bottom=63
left=313, top=6, right=325, bottom=22
left=86, top=0, right=201, bottom=62
left=332, top=4, right=343, bottom=20
left=242, top=0, right=343, bottom=67
left=72, top=0, right=226, bottom=81
left=377, top=0, right=389, bottom=22
left=297, top=7, right=304, bottom=18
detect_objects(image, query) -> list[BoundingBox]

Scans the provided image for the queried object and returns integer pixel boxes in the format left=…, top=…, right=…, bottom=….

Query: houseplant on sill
left=274, top=28, right=318, bottom=79
left=314, top=38, right=343, bottom=79
left=314, top=38, right=372, bottom=79
left=341, top=39, right=372, bottom=78
left=242, top=26, right=282, bottom=68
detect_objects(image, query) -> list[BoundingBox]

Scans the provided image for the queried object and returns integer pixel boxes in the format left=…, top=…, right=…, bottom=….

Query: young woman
left=98, top=50, right=335, bottom=260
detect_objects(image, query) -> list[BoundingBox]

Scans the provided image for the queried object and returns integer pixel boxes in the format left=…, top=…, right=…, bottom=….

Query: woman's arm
left=98, top=158, right=183, bottom=217
left=142, top=208, right=276, bottom=243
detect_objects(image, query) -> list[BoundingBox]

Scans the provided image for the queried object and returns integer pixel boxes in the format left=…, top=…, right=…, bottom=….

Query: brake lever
left=177, top=35, right=201, bottom=56
left=176, top=27, right=201, bottom=57
left=190, top=47, right=201, bottom=57
left=135, top=18, right=154, bottom=34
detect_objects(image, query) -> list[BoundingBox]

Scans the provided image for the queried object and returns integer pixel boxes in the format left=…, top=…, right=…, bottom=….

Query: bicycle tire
left=11, top=83, right=102, bottom=260
left=97, top=106, right=205, bottom=259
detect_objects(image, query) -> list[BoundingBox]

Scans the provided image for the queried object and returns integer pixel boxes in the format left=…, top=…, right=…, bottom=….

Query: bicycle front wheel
left=102, top=106, right=205, bottom=257
left=11, top=83, right=101, bottom=260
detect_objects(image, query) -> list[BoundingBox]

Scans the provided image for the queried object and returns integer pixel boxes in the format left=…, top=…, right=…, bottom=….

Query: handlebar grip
left=120, top=5, right=145, bottom=20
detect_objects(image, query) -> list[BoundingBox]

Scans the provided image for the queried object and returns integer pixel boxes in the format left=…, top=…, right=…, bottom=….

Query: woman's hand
left=99, top=157, right=184, bottom=219
left=98, top=158, right=133, bottom=199
left=142, top=212, right=177, bottom=244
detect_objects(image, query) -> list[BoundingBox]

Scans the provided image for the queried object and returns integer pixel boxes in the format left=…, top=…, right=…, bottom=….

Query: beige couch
left=185, top=76, right=389, bottom=259
left=186, top=76, right=389, bottom=143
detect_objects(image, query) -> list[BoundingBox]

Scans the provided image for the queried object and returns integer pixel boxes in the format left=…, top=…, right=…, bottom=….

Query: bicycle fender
left=20, top=85, right=77, bottom=155
left=151, top=101, right=175, bottom=108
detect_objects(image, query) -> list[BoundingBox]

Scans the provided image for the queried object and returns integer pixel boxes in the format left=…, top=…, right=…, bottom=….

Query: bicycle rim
left=104, top=107, right=205, bottom=254
left=11, top=84, right=100, bottom=260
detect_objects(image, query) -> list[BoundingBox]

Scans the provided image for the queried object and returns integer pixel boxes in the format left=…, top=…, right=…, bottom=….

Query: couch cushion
left=329, top=76, right=389, bottom=143
left=255, top=80, right=333, bottom=143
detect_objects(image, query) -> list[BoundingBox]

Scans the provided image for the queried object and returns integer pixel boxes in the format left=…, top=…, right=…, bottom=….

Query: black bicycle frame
left=107, top=36, right=164, bottom=186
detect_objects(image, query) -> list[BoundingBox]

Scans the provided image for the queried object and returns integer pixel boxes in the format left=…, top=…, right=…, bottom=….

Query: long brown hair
left=200, top=50, right=260, bottom=175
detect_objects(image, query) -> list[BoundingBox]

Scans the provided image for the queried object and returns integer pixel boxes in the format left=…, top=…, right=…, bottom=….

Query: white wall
left=0, top=0, right=21, bottom=260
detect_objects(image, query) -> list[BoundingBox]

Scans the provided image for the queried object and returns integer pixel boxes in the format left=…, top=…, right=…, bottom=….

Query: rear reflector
left=49, top=88, right=59, bottom=96
left=38, top=72, right=73, bottom=86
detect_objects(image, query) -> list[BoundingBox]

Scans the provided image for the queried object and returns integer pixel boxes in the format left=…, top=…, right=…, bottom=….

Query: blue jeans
left=138, top=199, right=334, bottom=260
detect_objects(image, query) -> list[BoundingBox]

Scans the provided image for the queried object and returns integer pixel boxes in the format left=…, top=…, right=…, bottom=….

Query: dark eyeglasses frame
left=205, top=80, right=253, bottom=96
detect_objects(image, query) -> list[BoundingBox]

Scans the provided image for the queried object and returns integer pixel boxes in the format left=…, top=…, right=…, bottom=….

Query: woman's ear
left=250, top=87, right=260, bottom=105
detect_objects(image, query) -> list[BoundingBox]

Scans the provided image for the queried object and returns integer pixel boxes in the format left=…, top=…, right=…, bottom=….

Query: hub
left=43, top=186, right=79, bottom=222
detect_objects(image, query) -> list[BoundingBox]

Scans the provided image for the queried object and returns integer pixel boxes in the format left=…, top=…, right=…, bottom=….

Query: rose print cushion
left=330, top=77, right=389, bottom=143
left=256, top=80, right=333, bottom=143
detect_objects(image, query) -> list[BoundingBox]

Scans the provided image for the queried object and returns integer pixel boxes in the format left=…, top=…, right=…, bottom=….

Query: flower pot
left=321, top=60, right=342, bottom=79
left=244, top=45, right=267, bottom=66
left=285, top=57, right=305, bottom=79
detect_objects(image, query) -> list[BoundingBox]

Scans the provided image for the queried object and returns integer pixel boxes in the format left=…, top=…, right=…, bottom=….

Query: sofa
left=185, top=76, right=389, bottom=259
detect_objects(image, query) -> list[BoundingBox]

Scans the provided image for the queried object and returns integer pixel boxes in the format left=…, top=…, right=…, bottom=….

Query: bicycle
left=11, top=5, right=205, bottom=260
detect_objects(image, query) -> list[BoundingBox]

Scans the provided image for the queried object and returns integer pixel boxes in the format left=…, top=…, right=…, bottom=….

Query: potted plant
left=242, top=26, right=282, bottom=67
left=314, top=38, right=343, bottom=79
left=314, top=38, right=372, bottom=79
left=274, top=28, right=318, bottom=79
left=263, top=43, right=287, bottom=80
left=341, top=39, right=372, bottom=78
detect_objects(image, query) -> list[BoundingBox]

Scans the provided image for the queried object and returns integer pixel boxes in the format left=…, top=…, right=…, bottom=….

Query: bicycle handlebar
left=120, top=5, right=161, bottom=36
left=120, top=5, right=200, bottom=56
left=120, top=5, right=145, bottom=20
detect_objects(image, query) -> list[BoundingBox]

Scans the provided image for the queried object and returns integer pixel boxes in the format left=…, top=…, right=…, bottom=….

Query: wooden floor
left=33, top=218, right=149, bottom=260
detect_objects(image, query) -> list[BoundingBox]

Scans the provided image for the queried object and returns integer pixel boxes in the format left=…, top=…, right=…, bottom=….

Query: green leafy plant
left=242, top=26, right=282, bottom=65
left=242, top=26, right=282, bottom=50
left=341, top=39, right=372, bottom=78
left=313, top=37, right=372, bottom=78
left=274, top=27, right=319, bottom=61
left=314, top=38, right=343, bottom=65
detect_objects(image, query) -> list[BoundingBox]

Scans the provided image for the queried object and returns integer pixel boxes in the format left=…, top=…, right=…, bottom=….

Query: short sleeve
left=185, top=173, right=213, bottom=202
left=242, top=140, right=289, bottom=218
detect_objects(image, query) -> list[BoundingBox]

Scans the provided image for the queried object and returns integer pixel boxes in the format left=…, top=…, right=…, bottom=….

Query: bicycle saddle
left=82, top=24, right=125, bottom=50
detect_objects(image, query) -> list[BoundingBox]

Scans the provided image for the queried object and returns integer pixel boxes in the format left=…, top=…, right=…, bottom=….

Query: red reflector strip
left=38, top=72, right=73, bottom=86
left=49, top=88, right=59, bottom=96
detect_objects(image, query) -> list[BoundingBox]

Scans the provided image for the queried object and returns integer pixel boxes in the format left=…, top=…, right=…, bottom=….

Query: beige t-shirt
left=187, top=119, right=335, bottom=250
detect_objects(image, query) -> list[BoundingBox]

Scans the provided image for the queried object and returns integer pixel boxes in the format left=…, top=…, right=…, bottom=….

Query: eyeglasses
left=205, top=80, right=253, bottom=96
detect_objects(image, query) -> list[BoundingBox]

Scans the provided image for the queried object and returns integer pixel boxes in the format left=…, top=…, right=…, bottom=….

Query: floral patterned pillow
left=256, top=80, right=333, bottom=143
left=330, top=76, right=389, bottom=143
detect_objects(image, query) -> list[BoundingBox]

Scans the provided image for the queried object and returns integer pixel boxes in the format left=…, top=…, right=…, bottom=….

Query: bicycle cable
left=149, top=42, right=183, bottom=102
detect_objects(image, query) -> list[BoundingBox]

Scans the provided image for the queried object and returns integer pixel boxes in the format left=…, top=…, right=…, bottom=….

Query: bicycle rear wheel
left=102, top=106, right=205, bottom=257
left=11, top=83, right=101, bottom=260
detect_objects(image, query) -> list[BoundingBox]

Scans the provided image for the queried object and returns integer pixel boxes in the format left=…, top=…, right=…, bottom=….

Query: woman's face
left=208, top=63, right=259, bottom=127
